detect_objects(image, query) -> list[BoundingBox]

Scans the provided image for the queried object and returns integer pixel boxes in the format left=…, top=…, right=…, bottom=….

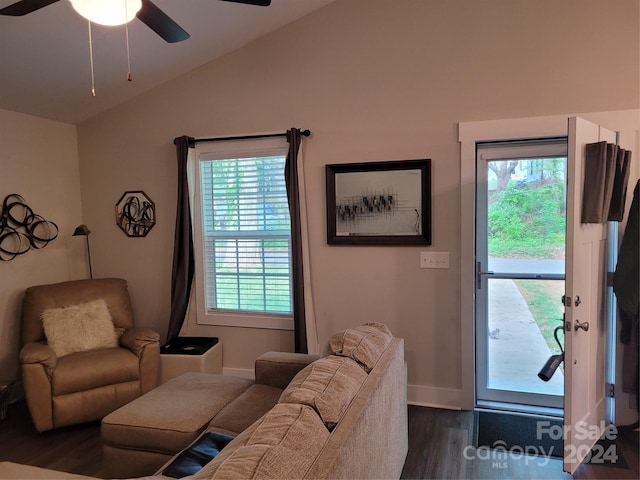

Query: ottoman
left=101, top=372, right=252, bottom=478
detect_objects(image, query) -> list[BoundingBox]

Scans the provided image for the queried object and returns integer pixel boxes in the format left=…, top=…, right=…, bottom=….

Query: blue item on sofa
left=162, top=431, right=234, bottom=478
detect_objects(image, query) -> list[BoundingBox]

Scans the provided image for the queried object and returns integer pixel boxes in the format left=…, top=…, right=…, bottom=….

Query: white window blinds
left=199, top=154, right=292, bottom=314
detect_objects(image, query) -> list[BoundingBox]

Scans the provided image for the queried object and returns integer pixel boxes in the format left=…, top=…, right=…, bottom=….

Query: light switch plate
left=420, top=252, right=450, bottom=269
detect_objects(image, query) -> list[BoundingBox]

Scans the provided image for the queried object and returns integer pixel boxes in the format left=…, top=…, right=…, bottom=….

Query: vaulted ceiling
left=0, top=0, right=334, bottom=124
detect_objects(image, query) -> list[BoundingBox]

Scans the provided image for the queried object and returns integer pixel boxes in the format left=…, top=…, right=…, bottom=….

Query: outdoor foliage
left=488, top=179, right=566, bottom=258
left=515, top=279, right=565, bottom=354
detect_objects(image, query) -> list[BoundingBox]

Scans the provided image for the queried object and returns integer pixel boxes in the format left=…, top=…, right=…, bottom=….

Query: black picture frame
left=326, top=159, right=431, bottom=245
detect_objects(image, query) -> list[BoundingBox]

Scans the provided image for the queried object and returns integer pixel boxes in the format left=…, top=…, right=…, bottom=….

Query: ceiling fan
left=0, top=0, right=272, bottom=43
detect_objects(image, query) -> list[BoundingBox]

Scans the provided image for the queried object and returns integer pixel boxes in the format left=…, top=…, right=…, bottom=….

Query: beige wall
left=0, top=109, right=86, bottom=385
left=75, top=0, right=639, bottom=406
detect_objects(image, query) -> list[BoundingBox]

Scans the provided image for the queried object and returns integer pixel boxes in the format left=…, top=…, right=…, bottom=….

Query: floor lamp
left=73, top=224, right=93, bottom=279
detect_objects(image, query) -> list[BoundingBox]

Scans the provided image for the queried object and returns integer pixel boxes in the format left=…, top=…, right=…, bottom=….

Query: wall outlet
left=420, top=252, right=450, bottom=269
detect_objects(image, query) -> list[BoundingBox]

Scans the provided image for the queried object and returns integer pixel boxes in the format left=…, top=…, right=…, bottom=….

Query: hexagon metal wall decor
left=115, top=191, right=156, bottom=237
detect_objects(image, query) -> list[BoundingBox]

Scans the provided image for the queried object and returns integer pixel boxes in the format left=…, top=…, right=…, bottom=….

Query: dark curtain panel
left=167, top=136, right=195, bottom=342
left=608, top=149, right=632, bottom=222
left=285, top=128, right=308, bottom=353
left=600, top=143, right=618, bottom=222
left=581, top=141, right=606, bottom=223
left=581, top=141, right=617, bottom=223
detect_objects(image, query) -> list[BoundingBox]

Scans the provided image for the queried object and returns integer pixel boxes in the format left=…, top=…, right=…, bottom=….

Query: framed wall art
left=326, top=159, right=431, bottom=245
left=115, top=190, right=156, bottom=237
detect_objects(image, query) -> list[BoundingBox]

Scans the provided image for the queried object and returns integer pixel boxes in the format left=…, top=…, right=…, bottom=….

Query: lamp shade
left=70, top=0, right=142, bottom=26
left=73, top=224, right=91, bottom=236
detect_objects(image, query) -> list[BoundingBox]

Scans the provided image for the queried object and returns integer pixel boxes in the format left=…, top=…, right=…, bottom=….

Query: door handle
left=476, top=262, right=494, bottom=289
left=574, top=320, right=589, bottom=332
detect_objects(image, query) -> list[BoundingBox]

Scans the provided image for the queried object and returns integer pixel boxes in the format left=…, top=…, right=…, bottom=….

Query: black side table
left=160, top=337, right=222, bottom=383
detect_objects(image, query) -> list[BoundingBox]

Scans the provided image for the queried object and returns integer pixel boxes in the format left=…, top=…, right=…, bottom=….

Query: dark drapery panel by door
left=285, top=128, right=308, bottom=353
left=167, top=135, right=195, bottom=342
left=608, top=148, right=632, bottom=221
left=581, top=141, right=632, bottom=223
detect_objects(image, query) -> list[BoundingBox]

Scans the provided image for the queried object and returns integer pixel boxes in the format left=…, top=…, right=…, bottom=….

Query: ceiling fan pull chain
left=125, top=0, right=133, bottom=82
left=87, top=20, right=96, bottom=96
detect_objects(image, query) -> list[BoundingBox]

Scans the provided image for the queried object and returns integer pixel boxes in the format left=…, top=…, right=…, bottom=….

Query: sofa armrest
left=120, top=328, right=161, bottom=393
left=19, top=343, right=57, bottom=431
left=19, top=342, right=57, bottom=378
left=120, top=327, right=160, bottom=356
left=254, top=352, right=320, bottom=389
left=0, top=462, right=94, bottom=479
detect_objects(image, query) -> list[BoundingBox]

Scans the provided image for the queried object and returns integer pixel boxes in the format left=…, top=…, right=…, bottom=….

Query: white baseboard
left=407, top=384, right=463, bottom=410
left=222, top=367, right=255, bottom=379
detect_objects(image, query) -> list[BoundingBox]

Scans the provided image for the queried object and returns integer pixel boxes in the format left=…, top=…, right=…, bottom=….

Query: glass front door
left=475, top=139, right=568, bottom=410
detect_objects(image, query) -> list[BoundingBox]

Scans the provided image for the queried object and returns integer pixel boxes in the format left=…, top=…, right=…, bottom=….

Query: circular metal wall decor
left=0, top=193, right=59, bottom=261
left=115, top=191, right=156, bottom=237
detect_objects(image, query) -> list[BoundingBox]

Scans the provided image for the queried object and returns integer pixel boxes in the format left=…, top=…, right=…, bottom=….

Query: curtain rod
left=174, top=129, right=310, bottom=145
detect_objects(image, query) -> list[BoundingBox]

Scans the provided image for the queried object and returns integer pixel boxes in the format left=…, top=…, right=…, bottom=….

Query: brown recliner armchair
left=19, top=278, right=160, bottom=432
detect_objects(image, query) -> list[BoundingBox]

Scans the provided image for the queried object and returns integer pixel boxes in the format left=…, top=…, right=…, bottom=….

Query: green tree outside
left=487, top=158, right=566, bottom=259
left=488, top=158, right=567, bottom=352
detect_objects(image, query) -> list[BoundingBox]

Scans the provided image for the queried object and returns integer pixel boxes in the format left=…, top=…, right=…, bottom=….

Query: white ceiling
left=0, top=0, right=334, bottom=124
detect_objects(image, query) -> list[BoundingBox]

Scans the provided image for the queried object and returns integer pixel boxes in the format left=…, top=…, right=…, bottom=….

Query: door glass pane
left=481, top=155, right=567, bottom=403
left=486, top=157, right=566, bottom=272
left=487, top=278, right=565, bottom=395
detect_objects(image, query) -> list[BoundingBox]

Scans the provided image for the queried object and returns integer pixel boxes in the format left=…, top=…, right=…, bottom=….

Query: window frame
left=192, top=136, right=293, bottom=330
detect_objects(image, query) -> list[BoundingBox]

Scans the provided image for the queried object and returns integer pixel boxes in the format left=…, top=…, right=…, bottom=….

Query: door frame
left=459, top=111, right=638, bottom=413
left=459, top=114, right=574, bottom=410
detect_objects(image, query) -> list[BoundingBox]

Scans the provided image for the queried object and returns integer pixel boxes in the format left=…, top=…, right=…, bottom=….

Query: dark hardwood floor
left=0, top=401, right=637, bottom=479
left=400, top=406, right=639, bottom=479
left=0, top=401, right=106, bottom=478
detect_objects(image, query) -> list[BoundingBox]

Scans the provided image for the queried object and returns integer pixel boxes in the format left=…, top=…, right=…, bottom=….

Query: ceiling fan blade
left=0, top=0, right=59, bottom=16
left=220, top=0, right=271, bottom=6
left=136, top=0, right=190, bottom=43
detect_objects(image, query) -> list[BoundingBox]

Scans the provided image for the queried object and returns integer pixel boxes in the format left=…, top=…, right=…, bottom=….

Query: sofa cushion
left=254, top=352, right=320, bottom=389
left=193, top=403, right=329, bottom=480
left=327, top=322, right=393, bottom=372
left=23, top=278, right=135, bottom=345
left=0, top=462, right=91, bottom=479
left=52, top=347, right=139, bottom=396
left=208, top=383, right=283, bottom=436
left=42, top=299, right=118, bottom=357
left=279, top=355, right=367, bottom=429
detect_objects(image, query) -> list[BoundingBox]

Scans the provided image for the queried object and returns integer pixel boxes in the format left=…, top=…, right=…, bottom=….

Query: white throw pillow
left=42, top=298, right=118, bottom=357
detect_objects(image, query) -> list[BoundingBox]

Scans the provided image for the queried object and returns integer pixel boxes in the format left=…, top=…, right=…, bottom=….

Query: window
left=193, top=137, right=293, bottom=330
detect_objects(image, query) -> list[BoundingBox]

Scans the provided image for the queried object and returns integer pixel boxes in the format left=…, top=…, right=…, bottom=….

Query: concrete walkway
left=488, top=258, right=565, bottom=275
left=487, top=278, right=564, bottom=396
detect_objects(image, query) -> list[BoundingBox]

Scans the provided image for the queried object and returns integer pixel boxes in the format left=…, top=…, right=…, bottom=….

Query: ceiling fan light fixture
left=70, top=0, right=142, bottom=26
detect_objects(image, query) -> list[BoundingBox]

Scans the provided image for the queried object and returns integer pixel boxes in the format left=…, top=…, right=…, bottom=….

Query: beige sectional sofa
left=1, top=323, right=408, bottom=479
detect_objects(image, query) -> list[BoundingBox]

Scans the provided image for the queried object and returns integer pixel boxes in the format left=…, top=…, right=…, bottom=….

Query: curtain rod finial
left=173, top=135, right=195, bottom=146
left=301, top=129, right=311, bottom=137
